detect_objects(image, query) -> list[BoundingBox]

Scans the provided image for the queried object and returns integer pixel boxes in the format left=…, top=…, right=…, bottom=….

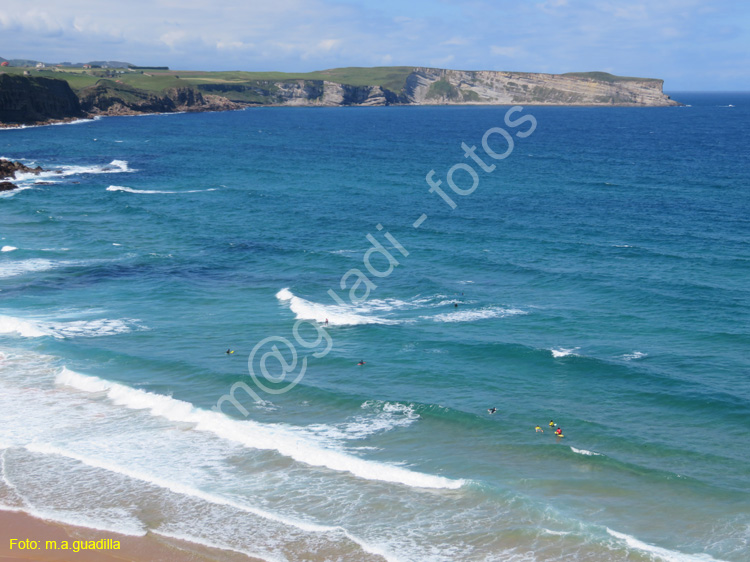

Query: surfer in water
left=549, top=420, right=556, bottom=427
left=226, top=349, right=234, bottom=355
left=325, top=318, right=328, bottom=326
left=535, top=425, right=543, bottom=433
left=555, top=427, right=563, bottom=436
left=357, top=360, right=366, bottom=365
left=488, top=407, right=497, bottom=414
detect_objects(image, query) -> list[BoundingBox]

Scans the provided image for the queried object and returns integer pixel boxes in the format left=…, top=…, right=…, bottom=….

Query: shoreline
left=0, top=510, right=264, bottom=562
left=0, top=97, right=685, bottom=130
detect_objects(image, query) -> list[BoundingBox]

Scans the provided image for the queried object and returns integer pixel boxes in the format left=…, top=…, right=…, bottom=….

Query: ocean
left=1, top=93, right=748, bottom=561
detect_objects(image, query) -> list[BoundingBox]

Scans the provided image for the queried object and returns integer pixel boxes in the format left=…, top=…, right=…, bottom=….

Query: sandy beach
left=0, top=510, right=261, bottom=562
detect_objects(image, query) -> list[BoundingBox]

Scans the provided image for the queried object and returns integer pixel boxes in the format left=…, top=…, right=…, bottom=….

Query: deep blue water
left=1, top=92, right=749, bottom=561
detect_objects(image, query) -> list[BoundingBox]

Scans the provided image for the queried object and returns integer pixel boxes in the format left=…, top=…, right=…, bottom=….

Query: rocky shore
left=0, top=158, right=44, bottom=191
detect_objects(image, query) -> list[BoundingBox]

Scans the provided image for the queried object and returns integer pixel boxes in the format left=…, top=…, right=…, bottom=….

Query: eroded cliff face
left=198, top=80, right=398, bottom=106
left=0, top=74, right=84, bottom=124
left=207, top=68, right=677, bottom=107
left=402, top=68, right=677, bottom=106
left=0, top=67, right=678, bottom=126
left=0, top=75, right=242, bottom=125
left=77, top=81, right=243, bottom=116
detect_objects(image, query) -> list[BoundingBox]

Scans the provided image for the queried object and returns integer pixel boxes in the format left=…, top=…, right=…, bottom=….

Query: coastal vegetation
left=0, top=61, right=679, bottom=125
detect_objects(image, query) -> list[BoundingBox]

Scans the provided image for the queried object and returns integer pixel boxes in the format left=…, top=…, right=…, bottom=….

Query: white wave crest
left=1, top=246, right=17, bottom=252
left=56, top=368, right=463, bottom=490
left=302, top=401, right=420, bottom=442
left=107, top=185, right=217, bottom=194
left=0, top=503, right=148, bottom=537
left=621, top=351, right=647, bottom=361
left=24, top=442, right=402, bottom=562
left=12, top=159, right=133, bottom=183
left=551, top=347, right=580, bottom=358
left=0, top=258, right=60, bottom=279
left=426, top=307, right=527, bottom=323
left=606, top=528, right=727, bottom=562
left=0, top=315, right=138, bottom=339
left=276, top=288, right=395, bottom=326
left=0, top=315, right=50, bottom=337
left=570, top=447, right=602, bottom=457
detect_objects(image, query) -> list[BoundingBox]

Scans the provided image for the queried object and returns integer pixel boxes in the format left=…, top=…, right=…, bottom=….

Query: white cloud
left=442, top=37, right=468, bottom=46
left=490, top=46, right=521, bottom=57
left=0, top=0, right=745, bottom=89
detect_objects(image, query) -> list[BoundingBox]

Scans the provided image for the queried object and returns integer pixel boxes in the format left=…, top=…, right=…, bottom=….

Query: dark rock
left=0, top=74, right=84, bottom=124
left=78, top=80, right=243, bottom=116
left=0, top=158, right=43, bottom=179
left=0, top=181, right=18, bottom=192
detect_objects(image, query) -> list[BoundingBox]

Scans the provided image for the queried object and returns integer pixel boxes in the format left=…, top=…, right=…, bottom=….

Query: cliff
left=0, top=75, right=242, bottom=126
left=199, top=80, right=399, bottom=107
left=77, top=80, right=242, bottom=116
left=0, top=66, right=679, bottom=126
left=402, top=68, right=676, bottom=106
left=198, top=68, right=678, bottom=107
left=0, top=74, right=84, bottom=124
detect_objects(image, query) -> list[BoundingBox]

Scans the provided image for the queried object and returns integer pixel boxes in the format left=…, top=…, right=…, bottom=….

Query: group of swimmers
left=535, top=420, right=564, bottom=437
left=487, top=409, right=564, bottom=437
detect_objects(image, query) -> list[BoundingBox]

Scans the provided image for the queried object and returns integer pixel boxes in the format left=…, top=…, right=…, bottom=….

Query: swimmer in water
left=488, top=407, right=497, bottom=414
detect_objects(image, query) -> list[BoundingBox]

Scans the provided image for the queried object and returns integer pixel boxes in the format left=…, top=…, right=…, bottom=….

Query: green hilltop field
left=1, top=61, right=677, bottom=121
left=0, top=63, right=657, bottom=102
left=0, top=64, right=417, bottom=100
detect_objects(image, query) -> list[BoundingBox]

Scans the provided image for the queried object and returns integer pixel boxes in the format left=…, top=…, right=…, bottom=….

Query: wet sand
left=0, top=510, right=263, bottom=562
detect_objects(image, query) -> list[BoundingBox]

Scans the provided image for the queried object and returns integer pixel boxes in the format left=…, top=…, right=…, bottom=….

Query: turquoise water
left=1, top=94, right=748, bottom=561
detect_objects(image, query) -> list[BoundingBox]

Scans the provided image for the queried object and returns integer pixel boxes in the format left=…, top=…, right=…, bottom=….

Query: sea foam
left=107, top=186, right=218, bottom=194
left=426, top=307, right=527, bottom=323
left=606, top=528, right=726, bottom=562
left=570, top=447, right=602, bottom=457
left=13, top=160, right=133, bottom=183
left=550, top=347, right=580, bottom=358
left=56, top=368, right=464, bottom=490
left=0, top=315, right=138, bottom=339
left=0, top=258, right=60, bottom=279
left=301, top=401, right=420, bottom=442
left=276, top=288, right=395, bottom=326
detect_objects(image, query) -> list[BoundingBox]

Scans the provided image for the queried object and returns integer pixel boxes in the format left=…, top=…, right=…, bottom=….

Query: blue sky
left=1, top=0, right=748, bottom=90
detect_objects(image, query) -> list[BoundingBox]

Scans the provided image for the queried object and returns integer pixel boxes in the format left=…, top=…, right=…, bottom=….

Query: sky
left=1, top=0, right=748, bottom=90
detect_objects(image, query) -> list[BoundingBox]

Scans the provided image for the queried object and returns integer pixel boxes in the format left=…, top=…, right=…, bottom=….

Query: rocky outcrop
left=401, top=68, right=677, bottom=106
left=197, top=80, right=400, bottom=106
left=0, top=158, right=45, bottom=191
left=78, top=81, right=243, bottom=116
left=0, top=75, right=243, bottom=125
left=0, top=158, right=43, bottom=179
left=202, top=68, right=678, bottom=107
left=0, top=66, right=678, bottom=126
left=0, top=74, right=84, bottom=124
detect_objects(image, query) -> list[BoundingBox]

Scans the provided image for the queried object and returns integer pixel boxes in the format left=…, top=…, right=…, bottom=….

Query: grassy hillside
left=561, top=71, right=656, bottom=83
left=0, top=66, right=189, bottom=93
left=1, top=65, right=661, bottom=97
